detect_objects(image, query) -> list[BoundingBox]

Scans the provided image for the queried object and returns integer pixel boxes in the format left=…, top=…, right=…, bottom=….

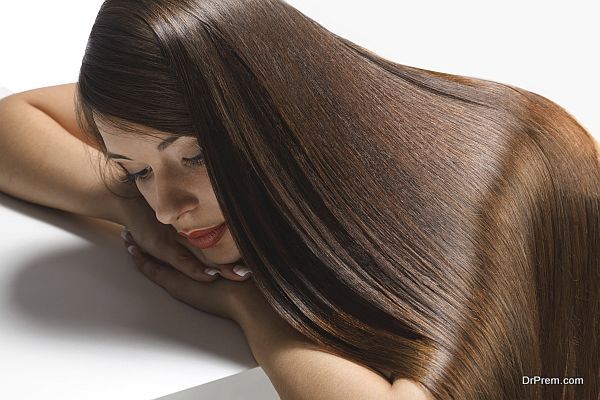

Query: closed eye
left=116, top=152, right=205, bottom=185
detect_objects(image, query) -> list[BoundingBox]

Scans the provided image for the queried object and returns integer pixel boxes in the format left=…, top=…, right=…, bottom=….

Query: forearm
left=235, top=295, right=394, bottom=400
left=0, top=96, right=132, bottom=224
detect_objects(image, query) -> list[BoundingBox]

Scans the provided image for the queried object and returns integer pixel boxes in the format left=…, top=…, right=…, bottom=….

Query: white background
left=0, top=0, right=598, bottom=142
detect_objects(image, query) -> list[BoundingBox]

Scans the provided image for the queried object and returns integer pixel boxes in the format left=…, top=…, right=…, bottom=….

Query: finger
left=127, top=245, right=235, bottom=319
left=172, top=232, right=251, bottom=282
left=122, top=228, right=250, bottom=282
left=126, top=244, right=185, bottom=293
left=123, top=238, right=220, bottom=282
left=216, top=263, right=253, bottom=282
left=121, top=228, right=220, bottom=282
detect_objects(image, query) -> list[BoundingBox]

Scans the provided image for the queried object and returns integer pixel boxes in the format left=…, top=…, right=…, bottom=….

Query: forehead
left=95, top=116, right=181, bottom=152
left=92, top=113, right=201, bottom=160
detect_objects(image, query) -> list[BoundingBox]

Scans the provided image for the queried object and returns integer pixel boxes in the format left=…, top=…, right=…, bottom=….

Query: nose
left=152, top=175, right=199, bottom=225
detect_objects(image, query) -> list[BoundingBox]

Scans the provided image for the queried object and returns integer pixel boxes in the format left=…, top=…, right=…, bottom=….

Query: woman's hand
left=117, top=195, right=251, bottom=282
left=122, top=233, right=263, bottom=322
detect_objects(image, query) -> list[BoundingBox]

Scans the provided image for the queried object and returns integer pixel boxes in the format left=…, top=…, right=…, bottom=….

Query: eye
left=116, top=153, right=205, bottom=185
left=118, top=167, right=151, bottom=185
left=183, top=153, right=205, bottom=166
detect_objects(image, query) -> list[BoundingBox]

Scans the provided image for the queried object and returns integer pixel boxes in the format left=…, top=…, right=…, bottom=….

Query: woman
left=0, top=0, right=598, bottom=399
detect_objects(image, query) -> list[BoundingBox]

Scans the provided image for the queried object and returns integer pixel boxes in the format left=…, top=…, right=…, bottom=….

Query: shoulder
left=390, top=378, right=433, bottom=400
left=375, top=368, right=432, bottom=400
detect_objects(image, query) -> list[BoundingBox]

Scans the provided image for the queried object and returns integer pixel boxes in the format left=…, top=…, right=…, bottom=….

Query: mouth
left=178, top=223, right=227, bottom=249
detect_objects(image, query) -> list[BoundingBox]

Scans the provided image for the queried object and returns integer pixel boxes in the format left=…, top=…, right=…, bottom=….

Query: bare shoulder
left=7, top=82, right=98, bottom=149
left=390, top=378, right=433, bottom=400
left=9, top=83, right=79, bottom=132
left=374, top=367, right=433, bottom=399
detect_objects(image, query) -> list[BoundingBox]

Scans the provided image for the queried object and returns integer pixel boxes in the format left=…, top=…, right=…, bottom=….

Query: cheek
left=131, top=184, right=156, bottom=211
left=133, top=172, right=220, bottom=214
left=191, top=176, right=220, bottom=206
left=135, top=186, right=156, bottom=208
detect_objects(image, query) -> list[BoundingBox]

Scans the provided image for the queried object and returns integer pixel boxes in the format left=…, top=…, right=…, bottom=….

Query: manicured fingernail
left=122, top=229, right=133, bottom=242
left=233, top=265, right=251, bottom=277
left=204, top=268, right=220, bottom=276
left=127, top=245, right=140, bottom=257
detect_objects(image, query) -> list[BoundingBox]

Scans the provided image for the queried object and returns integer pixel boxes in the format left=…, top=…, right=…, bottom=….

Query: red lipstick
left=178, top=223, right=227, bottom=249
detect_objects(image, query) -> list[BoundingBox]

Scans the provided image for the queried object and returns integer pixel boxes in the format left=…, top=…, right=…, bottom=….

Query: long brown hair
left=74, top=1, right=599, bottom=398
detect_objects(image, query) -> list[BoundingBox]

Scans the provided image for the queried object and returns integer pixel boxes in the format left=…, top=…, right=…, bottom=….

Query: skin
left=97, top=120, right=431, bottom=400
left=97, top=119, right=247, bottom=281
left=120, top=232, right=431, bottom=400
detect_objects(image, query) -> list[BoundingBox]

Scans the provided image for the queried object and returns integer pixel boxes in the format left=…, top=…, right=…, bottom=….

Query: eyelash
left=117, top=153, right=205, bottom=185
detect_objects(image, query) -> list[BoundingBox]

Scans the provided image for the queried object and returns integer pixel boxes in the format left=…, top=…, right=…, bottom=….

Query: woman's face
left=97, top=120, right=242, bottom=267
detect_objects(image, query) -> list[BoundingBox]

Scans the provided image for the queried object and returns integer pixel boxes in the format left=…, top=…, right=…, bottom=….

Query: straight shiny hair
left=74, top=1, right=599, bottom=398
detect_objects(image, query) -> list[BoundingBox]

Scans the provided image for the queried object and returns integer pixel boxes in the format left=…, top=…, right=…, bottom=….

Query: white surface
left=156, top=367, right=279, bottom=400
left=0, top=86, right=277, bottom=399
left=0, top=190, right=259, bottom=399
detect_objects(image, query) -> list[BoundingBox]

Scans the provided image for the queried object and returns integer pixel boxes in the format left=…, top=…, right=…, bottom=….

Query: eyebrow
left=106, top=136, right=181, bottom=160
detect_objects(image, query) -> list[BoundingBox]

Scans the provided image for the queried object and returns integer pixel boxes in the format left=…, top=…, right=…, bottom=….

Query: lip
left=178, top=223, right=227, bottom=249
left=178, top=223, right=226, bottom=239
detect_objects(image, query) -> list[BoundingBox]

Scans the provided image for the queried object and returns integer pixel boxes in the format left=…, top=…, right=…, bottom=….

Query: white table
left=0, top=87, right=279, bottom=400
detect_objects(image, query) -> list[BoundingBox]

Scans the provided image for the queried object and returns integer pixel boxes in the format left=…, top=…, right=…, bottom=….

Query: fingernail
left=122, top=229, right=133, bottom=242
left=127, top=245, right=140, bottom=257
left=204, top=268, right=220, bottom=276
left=233, top=265, right=252, bottom=277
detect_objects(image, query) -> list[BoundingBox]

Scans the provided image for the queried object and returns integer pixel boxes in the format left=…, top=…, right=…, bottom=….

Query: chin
left=187, top=243, right=242, bottom=267
left=175, top=230, right=242, bottom=266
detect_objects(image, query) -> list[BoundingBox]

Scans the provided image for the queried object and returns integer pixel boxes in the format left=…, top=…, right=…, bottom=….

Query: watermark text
left=522, top=376, right=583, bottom=385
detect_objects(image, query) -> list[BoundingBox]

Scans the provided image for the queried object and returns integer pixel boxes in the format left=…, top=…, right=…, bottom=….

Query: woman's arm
left=0, top=84, right=254, bottom=281
left=233, top=290, right=430, bottom=400
left=119, top=233, right=431, bottom=399
left=0, top=86, right=134, bottom=225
